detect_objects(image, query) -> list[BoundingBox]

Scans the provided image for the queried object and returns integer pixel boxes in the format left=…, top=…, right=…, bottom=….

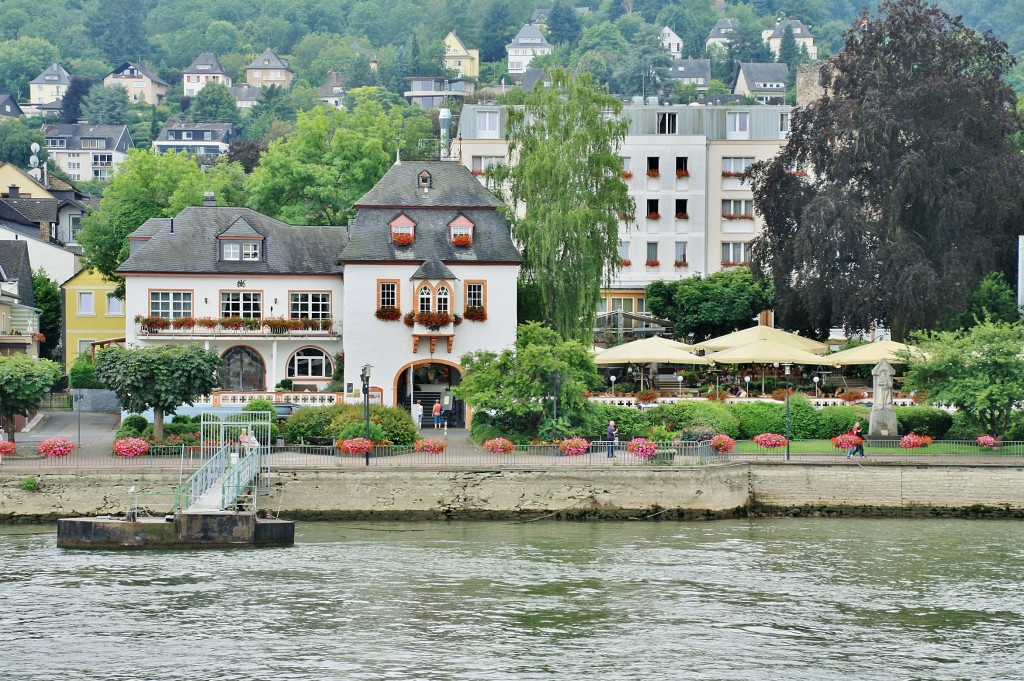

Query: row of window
left=379, top=281, right=484, bottom=314
left=617, top=241, right=751, bottom=264
left=148, top=291, right=331, bottom=320
left=169, top=130, right=215, bottom=141
left=636, top=199, right=753, bottom=218
left=76, top=292, right=123, bottom=316
left=222, top=242, right=261, bottom=261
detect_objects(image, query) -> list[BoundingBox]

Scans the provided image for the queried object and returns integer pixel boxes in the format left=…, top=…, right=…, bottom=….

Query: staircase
left=178, top=443, right=264, bottom=513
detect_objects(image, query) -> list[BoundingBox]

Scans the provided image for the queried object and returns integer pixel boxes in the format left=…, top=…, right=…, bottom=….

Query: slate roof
left=0, top=240, right=35, bottom=307
left=246, top=48, right=291, bottom=71
left=31, top=64, right=71, bottom=86
left=0, top=198, right=57, bottom=224
left=118, top=207, right=347, bottom=276
left=522, top=68, right=550, bottom=92
left=668, top=59, right=711, bottom=82
left=411, top=259, right=457, bottom=281
left=767, top=19, right=814, bottom=39
left=230, top=85, right=262, bottom=103
left=41, top=123, right=134, bottom=151
left=707, top=19, right=737, bottom=40
left=507, top=25, right=551, bottom=49
left=185, top=53, right=226, bottom=74
left=356, top=161, right=501, bottom=209
left=738, top=62, right=789, bottom=90
left=155, top=121, right=234, bottom=143
left=0, top=94, right=23, bottom=118
left=320, top=73, right=345, bottom=96
left=106, top=61, right=169, bottom=86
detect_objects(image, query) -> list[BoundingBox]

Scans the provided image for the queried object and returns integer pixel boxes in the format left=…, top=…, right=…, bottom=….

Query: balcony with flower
left=645, top=258, right=660, bottom=268
left=463, top=306, right=487, bottom=322
left=674, top=212, right=689, bottom=220
left=136, top=315, right=340, bottom=338
left=674, top=259, right=689, bottom=269
left=722, top=212, right=754, bottom=220
left=646, top=212, right=661, bottom=221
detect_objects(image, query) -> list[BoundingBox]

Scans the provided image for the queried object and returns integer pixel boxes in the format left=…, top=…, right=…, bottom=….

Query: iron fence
left=41, top=393, right=73, bottom=411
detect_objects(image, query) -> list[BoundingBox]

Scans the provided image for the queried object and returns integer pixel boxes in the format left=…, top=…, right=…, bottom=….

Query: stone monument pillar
left=868, top=358, right=898, bottom=438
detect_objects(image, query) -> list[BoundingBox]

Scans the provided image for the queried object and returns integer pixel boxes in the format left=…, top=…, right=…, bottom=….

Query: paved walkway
left=14, top=410, right=120, bottom=447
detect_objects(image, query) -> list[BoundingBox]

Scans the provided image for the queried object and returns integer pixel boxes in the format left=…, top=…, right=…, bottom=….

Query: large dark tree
left=548, top=1, right=582, bottom=46
left=749, top=0, right=1024, bottom=341
left=86, top=0, right=149, bottom=64
left=60, top=77, right=92, bottom=124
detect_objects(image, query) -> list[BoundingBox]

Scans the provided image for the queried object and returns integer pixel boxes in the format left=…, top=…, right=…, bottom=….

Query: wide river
left=2, top=518, right=1022, bottom=680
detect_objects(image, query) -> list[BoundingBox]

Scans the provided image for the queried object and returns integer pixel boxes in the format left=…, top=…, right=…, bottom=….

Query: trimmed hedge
left=894, top=407, right=953, bottom=439
left=645, top=401, right=740, bottom=438
left=121, top=414, right=149, bottom=433
left=814, top=405, right=870, bottom=438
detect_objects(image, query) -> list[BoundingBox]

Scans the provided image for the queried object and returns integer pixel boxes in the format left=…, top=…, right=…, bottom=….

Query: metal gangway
left=176, top=411, right=273, bottom=513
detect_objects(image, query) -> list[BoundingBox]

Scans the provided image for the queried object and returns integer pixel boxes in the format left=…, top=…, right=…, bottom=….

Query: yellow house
left=62, top=268, right=125, bottom=368
left=443, top=32, right=480, bottom=79
left=30, top=64, right=71, bottom=105
left=0, top=163, right=53, bottom=199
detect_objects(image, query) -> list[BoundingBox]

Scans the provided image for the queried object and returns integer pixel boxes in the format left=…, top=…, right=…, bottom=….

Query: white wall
left=0, top=228, right=80, bottom=284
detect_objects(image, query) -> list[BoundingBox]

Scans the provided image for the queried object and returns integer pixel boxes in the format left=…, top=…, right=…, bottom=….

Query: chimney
left=202, top=191, right=216, bottom=207
left=7, top=185, right=18, bottom=198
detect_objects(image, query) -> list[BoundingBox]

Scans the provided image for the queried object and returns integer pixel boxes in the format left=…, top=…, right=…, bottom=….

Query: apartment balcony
left=135, top=317, right=341, bottom=339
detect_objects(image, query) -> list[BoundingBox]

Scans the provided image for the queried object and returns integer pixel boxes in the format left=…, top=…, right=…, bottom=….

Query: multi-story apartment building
left=454, top=102, right=792, bottom=321
left=41, top=123, right=134, bottom=182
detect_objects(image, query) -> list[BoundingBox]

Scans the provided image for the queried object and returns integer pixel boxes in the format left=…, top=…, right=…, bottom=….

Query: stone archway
left=221, top=346, right=266, bottom=391
left=394, top=360, right=467, bottom=427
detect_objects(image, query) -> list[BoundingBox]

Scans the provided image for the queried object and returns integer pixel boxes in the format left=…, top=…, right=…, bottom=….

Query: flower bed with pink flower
left=38, top=437, right=76, bottom=458
left=830, top=433, right=863, bottom=451
left=709, top=434, right=735, bottom=454
left=338, top=437, right=374, bottom=455
left=483, top=437, right=515, bottom=454
left=625, top=437, right=658, bottom=460
left=753, top=433, right=788, bottom=449
left=558, top=437, right=589, bottom=456
left=899, top=433, right=933, bottom=449
left=414, top=438, right=447, bottom=454
left=976, top=435, right=997, bottom=448
left=0, top=441, right=15, bottom=456
left=113, top=438, right=150, bottom=457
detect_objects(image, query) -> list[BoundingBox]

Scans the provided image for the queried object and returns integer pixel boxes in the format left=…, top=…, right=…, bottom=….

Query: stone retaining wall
left=2, top=463, right=1024, bottom=522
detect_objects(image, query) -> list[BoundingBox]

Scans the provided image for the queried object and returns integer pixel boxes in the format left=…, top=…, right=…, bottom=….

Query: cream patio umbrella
left=695, top=325, right=829, bottom=354
left=825, top=340, right=919, bottom=366
left=595, top=337, right=708, bottom=391
left=704, top=338, right=830, bottom=366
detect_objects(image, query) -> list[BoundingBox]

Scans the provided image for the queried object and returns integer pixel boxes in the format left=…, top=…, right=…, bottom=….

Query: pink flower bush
left=0, top=441, right=15, bottom=456
left=113, top=438, right=150, bottom=457
left=626, top=437, right=658, bottom=460
left=483, top=437, right=515, bottom=454
left=976, top=435, right=997, bottom=448
left=899, top=433, right=933, bottom=449
left=414, top=438, right=447, bottom=454
left=338, top=437, right=374, bottom=455
left=753, top=433, right=788, bottom=449
left=558, top=437, right=590, bottom=456
left=709, top=434, right=735, bottom=454
left=831, top=433, right=863, bottom=450
left=38, top=437, right=76, bottom=458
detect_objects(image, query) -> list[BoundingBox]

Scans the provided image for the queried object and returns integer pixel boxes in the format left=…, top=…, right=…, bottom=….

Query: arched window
left=221, top=346, right=265, bottom=391
left=287, top=348, right=334, bottom=378
left=436, top=285, right=450, bottom=314
left=418, top=285, right=433, bottom=313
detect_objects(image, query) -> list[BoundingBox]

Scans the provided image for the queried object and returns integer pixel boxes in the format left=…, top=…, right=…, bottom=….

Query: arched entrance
left=395, top=361, right=465, bottom=427
left=221, top=346, right=266, bottom=391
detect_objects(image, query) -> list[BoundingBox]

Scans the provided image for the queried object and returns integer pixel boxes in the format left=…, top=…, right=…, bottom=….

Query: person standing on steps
left=606, top=420, right=618, bottom=458
left=432, top=399, right=442, bottom=429
left=411, top=400, right=423, bottom=429
left=846, top=420, right=865, bottom=458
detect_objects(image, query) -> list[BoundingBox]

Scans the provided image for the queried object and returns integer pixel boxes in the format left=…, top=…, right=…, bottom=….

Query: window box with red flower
left=470, top=169, right=485, bottom=176
left=721, top=171, right=745, bottom=178
left=621, top=170, right=633, bottom=180
left=464, top=306, right=487, bottom=322
left=646, top=212, right=661, bottom=221
left=171, top=317, right=195, bottom=330
left=674, top=260, right=688, bottom=268
left=674, top=212, right=689, bottom=220
left=375, top=306, right=401, bottom=321
left=392, top=232, right=414, bottom=247
left=196, top=317, right=218, bottom=329
left=451, top=234, right=472, bottom=247
left=675, top=169, right=690, bottom=178
left=619, top=258, right=632, bottom=267
left=722, top=213, right=754, bottom=220
left=403, top=312, right=415, bottom=327
left=264, top=317, right=293, bottom=333
left=646, top=169, right=660, bottom=178
left=645, top=259, right=660, bottom=268
left=136, top=315, right=170, bottom=331
left=415, top=311, right=452, bottom=330
left=721, top=260, right=750, bottom=267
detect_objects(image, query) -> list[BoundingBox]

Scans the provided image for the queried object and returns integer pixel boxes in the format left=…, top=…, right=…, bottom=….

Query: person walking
left=411, top=400, right=424, bottom=429
left=606, top=420, right=618, bottom=458
left=432, top=399, right=443, bottom=429
left=846, top=420, right=865, bottom=459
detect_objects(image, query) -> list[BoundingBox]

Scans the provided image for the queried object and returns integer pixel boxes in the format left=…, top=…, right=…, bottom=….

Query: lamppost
left=361, top=364, right=372, bottom=466
left=744, top=374, right=751, bottom=396
left=551, top=371, right=561, bottom=421
left=784, top=363, right=792, bottom=461
left=813, top=375, right=820, bottom=398
left=676, top=373, right=683, bottom=397
left=610, top=375, right=617, bottom=397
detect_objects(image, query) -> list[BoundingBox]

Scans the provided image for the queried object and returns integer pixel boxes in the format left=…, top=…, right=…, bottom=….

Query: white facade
left=0, top=229, right=80, bottom=284
left=661, top=27, right=683, bottom=59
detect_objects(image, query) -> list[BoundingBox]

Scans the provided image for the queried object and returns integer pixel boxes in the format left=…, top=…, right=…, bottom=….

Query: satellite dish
left=29, top=155, right=39, bottom=168
left=30, top=142, right=40, bottom=154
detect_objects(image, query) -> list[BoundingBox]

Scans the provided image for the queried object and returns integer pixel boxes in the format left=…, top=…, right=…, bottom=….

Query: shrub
left=413, top=438, right=447, bottom=454
left=470, top=417, right=504, bottom=445
left=0, top=441, right=15, bottom=456
left=672, top=426, right=716, bottom=443
left=283, top=405, right=351, bottom=442
left=39, top=437, right=76, bottom=457
left=333, top=419, right=387, bottom=443
left=21, top=476, right=38, bottom=492
left=581, top=403, right=654, bottom=440
left=242, top=398, right=277, bottom=417
left=976, top=435, right=997, bottom=448
left=894, top=407, right=953, bottom=438
left=113, top=438, right=149, bottom=457
left=483, top=437, right=515, bottom=454
left=709, top=434, right=735, bottom=454
left=814, top=405, right=870, bottom=439
left=645, top=401, right=740, bottom=438
left=171, top=414, right=197, bottom=424
left=369, top=405, right=418, bottom=445
left=728, top=401, right=785, bottom=439
left=946, top=411, right=982, bottom=440
left=69, top=354, right=105, bottom=389
left=122, top=414, right=149, bottom=433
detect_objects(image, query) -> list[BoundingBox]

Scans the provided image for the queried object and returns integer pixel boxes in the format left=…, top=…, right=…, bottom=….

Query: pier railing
left=176, top=444, right=232, bottom=510
left=220, top=446, right=263, bottom=511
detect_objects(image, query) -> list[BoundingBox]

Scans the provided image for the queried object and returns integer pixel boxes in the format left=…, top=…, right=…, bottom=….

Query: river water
left=2, top=518, right=1022, bottom=681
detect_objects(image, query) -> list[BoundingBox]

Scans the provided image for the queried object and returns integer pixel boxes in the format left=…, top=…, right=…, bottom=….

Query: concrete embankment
left=2, top=463, right=1024, bottom=522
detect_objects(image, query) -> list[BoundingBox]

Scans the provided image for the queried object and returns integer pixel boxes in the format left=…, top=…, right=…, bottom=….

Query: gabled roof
left=219, top=216, right=264, bottom=240
left=40, top=123, right=134, bottom=152
left=411, top=259, right=457, bottom=281
left=155, top=121, right=235, bottom=143
left=0, top=198, right=57, bottom=224
left=0, top=94, right=24, bottom=118
left=707, top=18, right=737, bottom=40
left=737, top=62, right=789, bottom=89
left=31, top=64, right=71, bottom=86
left=105, top=61, right=169, bottom=86
left=320, top=73, right=345, bottom=97
left=507, top=25, right=551, bottom=49
left=230, top=84, right=263, bottom=103
left=185, top=52, right=226, bottom=74
left=522, top=67, right=551, bottom=92
left=246, top=48, right=291, bottom=71
left=767, top=19, right=814, bottom=39
left=118, top=206, right=347, bottom=276
left=0, top=240, right=35, bottom=307
left=356, top=162, right=501, bottom=209
left=668, top=59, right=711, bottom=81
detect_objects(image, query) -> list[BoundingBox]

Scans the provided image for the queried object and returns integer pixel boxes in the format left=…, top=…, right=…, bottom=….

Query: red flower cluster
left=415, top=311, right=453, bottom=328
left=463, top=306, right=487, bottom=321
left=451, top=234, right=472, bottom=247
left=392, top=233, right=414, bottom=246
left=375, top=306, right=401, bottom=321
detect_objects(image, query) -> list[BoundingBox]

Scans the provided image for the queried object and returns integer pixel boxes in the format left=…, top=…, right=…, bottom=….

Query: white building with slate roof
left=118, top=162, right=521, bottom=424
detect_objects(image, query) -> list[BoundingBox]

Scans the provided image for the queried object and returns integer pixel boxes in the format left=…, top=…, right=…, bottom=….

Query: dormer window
left=449, top=214, right=474, bottom=247
left=222, top=241, right=261, bottom=261
left=390, top=213, right=416, bottom=246
left=242, top=243, right=261, bottom=261
left=223, top=243, right=241, bottom=260
left=418, top=171, right=432, bottom=189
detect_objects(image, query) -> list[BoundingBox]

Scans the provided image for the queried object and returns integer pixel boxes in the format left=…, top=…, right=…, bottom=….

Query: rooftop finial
left=395, top=136, right=402, bottom=165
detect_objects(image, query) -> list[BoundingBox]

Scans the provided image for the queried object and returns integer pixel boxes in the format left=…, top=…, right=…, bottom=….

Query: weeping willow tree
left=490, top=69, right=634, bottom=342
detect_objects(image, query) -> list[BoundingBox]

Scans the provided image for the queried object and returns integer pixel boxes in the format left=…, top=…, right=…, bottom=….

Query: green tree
left=778, top=24, right=798, bottom=67
left=903, top=320, right=1024, bottom=438
left=30, top=268, right=61, bottom=361
left=489, top=70, right=634, bottom=343
left=645, top=268, right=775, bottom=341
left=0, top=354, right=61, bottom=443
left=0, top=118, right=46, bottom=167
left=611, top=26, right=673, bottom=97
left=86, top=0, right=149, bottom=64
left=479, top=0, right=517, bottom=62
left=60, top=76, right=92, bottom=124
left=77, top=150, right=207, bottom=297
left=190, top=82, right=240, bottom=124
left=549, top=0, right=583, bottom=47
left=455, top=322, right=600, bottom=437
left=247, top=91, right=432, bottom=225
left=0, top=36, right=60, bottom=98
left=94, top=344, right=222, bottom=441
left=955, top=272, right=1021, bottom=329
left=749, top=0, right=1024, bottom=340
left=82, top=83, right=131, bottom=125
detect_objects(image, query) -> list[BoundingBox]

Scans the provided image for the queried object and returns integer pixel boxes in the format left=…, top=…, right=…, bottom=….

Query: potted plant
left=264, top=317, right=292, bottom=333
left=196, top=317, right=218, bottom=329
left=464, top=306, right=487, bottom=322
left=415, top=311, right=452, bottom=330
left=375, top=306, right=402, bottom=321
left=625, top=437, right=657, bottom=460
left=620, top=258, right=632, bottom=267
left=172, top=316, right=195, bottom=330
left=646, top=212, right=661, bottom=220
left=135, top=315, right=170, bottom=332
left=645, top=259, right=660, bottom=268
left=674, top=260, right=689, bottom=268
left=646, top=169, right=660, bottom=178
left=451, top=234, right=472, bottom=247
left=637, top=388, right=661, bottom=403
left=558, top=437, right=590, bottom=456
left=709, top=434, right=736, bottom=454
left=753, top=433, right=789, bottom=449
left=676, top=169, right=690, bottom=178
left=219, top=317, right=245, bottom=331
left=413, top=438, right=447, bottom=454
left=675, top=212, right=689, bottom=220
left=403, top=312, right=415, bottom=327
left=621, top=170, right=634, bottom=180
left=392, top=233, right=414, bottom=247
left=483, top=437, right=515, bottom=454
left=38, top=437, right=76, bottom=458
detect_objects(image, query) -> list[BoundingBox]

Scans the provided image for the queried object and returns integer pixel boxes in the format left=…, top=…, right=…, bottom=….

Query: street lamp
left=551, top=371, right=561, bottom=421
left=813, top=375, right=820, bottom=397
left=676, top=373, right=683, bottom=397
left=784, top=364, right=792, bottom=461
left=744, top=374, right=751, bottom=396
left=610, top=375, right=617, bottom=397
left=361, top=363, right=372, bottom=466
